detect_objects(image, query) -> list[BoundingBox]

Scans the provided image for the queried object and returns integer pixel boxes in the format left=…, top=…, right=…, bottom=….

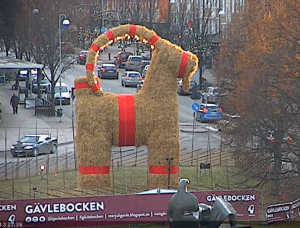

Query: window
left=207, top=106, right=220, bottom=112
left=129, top=73, right=140, bottom=77
left=55, top=86, right=68, bottom=93
left=104, top=66, right=117, bottom=71
left=131, top=57, right=143, bottom=62
left=21, top=136, right=39, bottom=143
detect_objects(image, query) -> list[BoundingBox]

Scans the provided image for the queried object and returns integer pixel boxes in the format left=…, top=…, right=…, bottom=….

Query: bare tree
left=216, top=0, right=300, bottom=200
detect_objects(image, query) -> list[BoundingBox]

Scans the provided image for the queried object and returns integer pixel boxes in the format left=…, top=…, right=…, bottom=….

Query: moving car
left=32, top=78, right=51, bottom=94
left=194, top=103, right=223, bottom=123
left=177, top=79, right=198, bottom=95
left=141, top=64, right=150, bottom=78
left=114, top=51, right=133, bottom=68
left=121, top=71, right=143, bottom=87
left=54, top=82, right=71, bottom=105
left=137, top=60, right=151, bottom=73
left=10, top=135, right=58, bottom=157
left=77, top=50, right=88, bottom=65
left=97, top=63, right=119, bottom=79
left=125, top=55, right=143, bottom=71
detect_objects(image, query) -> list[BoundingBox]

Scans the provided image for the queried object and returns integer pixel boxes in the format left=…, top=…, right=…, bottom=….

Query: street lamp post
left=218, top=10, right=225, bottom=40
left=168, top=0, right=176, bottom=40
left=166, top=157, right=174, bottom=189
left=58, top=14, right=70, bottom=123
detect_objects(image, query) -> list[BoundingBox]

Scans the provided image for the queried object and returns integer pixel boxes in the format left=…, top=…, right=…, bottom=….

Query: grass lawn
left=0, top=150, right=295, bottom=228
left=1, top=165, right=257, bottom=199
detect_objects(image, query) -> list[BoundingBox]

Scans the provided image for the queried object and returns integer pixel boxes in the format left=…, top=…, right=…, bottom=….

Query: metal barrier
left=35, top=98, right=54, bottom=116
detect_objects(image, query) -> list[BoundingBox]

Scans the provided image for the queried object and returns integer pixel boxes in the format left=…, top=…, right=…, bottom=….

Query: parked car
left=177, top=79, right=198, bottom=95
left=77, top=50, right=88, bottom=65
left=137, top=60, right=151, bottom=73
left=54, top=82, right=71, bottom=105
left=10, top=135, right=58, bottom=157
left=202, top=87, right=225, bottom=104
left=141, top=64, right=150, bottom=78
left=114, top=51, right=133, bottom=68
left=194, top=103, right=223, bottom=123
left=19, top=69, right=38, bottom=82
left=32, top=78, right=51, bottom=94
left=218, top=114, right=240, bottom=131
left=19, top=70, right=28, bottom=81
left=121, top=71, right=143, bottom=87
left=125, top=55, right=143, bottom=71
left=61, top=42, right=75, bottom=54
left=97, top=63, right=119, bottom=79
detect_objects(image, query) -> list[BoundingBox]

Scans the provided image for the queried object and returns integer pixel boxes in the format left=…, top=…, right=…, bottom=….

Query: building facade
left=169, top=0, right=245, bottom=38
left=68, top=0, right=245, bottom=49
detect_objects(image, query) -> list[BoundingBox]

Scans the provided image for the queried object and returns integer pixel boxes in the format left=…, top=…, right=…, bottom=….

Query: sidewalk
left=0, top=83, right=74, bottom=152
left=0, top=45, right=132, bottom=152
left=0, top=43, right=214, bottom=152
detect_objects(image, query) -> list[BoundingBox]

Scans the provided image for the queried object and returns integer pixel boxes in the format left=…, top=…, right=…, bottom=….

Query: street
left=60, top=44, right=221, bottom=154
left=0, top=44, right=221, bottom=174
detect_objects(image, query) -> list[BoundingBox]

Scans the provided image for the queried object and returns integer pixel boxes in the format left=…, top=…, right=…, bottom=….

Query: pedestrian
left=10, top=93, right=19, bottom=114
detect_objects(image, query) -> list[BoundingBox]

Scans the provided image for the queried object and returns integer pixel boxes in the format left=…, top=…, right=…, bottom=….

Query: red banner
left=0, top=190, right=259, bottom=228
left=266, top=199, right=300, bottom=224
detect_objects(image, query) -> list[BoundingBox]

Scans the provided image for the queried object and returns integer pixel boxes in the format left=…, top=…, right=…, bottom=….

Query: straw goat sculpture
left=74, top=24, right=198, bottom=189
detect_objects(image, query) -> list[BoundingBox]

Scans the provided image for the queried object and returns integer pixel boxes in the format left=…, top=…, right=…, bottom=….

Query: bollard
left=57, top=108, right=63, bottom=117
left=108, top=53, right=111, bottom=60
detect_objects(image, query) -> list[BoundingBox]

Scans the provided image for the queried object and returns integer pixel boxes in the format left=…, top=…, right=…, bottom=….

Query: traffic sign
left=192, top=103, right=200, bottom=111
left=101, top=27, right=108, bottom=34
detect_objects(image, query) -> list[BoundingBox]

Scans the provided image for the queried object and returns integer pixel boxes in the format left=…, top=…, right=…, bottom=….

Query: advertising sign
left=266, top=199, right=300, bottom=224
left=193, top=190, right=259, bottom=220
left=0, top=190, right=259, bottom=228
left=18, top=93, right=26, bottom=104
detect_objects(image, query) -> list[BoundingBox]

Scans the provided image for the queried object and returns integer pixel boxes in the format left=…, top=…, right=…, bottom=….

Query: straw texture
left=75, top=24, right=198, bottom=189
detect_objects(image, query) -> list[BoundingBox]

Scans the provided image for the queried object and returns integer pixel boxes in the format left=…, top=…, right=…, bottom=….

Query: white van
left=54, top=82, right=70, bottom=105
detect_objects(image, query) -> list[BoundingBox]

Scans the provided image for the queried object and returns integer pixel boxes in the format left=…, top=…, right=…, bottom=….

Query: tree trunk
left=271, top=134, right=283, bottom=196
left=297, top=150, right=300, bottom=198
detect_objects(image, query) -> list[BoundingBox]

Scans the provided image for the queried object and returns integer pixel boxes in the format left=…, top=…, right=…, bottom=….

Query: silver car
left=141, top=65, right=150, bottom=78
left=121, top=71, right=143, bottom=87
left=125, top=55, right=143, bottom=71
left=137, top=60, right=151, bottom=73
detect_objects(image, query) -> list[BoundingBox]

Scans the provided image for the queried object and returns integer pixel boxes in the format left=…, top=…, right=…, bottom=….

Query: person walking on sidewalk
left=10, top=93, right=19, bottom=114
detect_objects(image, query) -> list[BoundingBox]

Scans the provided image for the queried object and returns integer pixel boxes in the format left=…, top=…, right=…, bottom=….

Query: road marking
left=205, top=126, right=219, bottom=132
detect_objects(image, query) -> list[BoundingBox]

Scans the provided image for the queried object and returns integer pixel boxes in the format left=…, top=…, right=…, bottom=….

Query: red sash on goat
left=79, top=166, right=110, bottom=174
left=149, top=165, right=179, bottom=174
left=118, top=94, right=136, bottom=146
